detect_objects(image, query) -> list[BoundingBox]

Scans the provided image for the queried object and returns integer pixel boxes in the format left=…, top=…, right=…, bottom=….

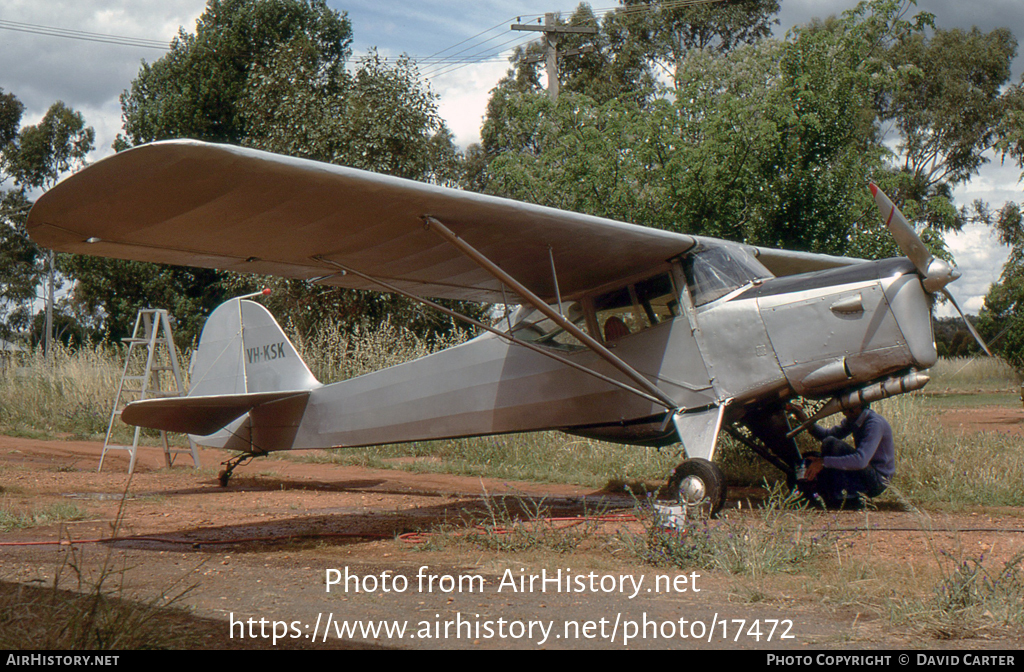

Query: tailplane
left=121, top=298, right=319, bottom=445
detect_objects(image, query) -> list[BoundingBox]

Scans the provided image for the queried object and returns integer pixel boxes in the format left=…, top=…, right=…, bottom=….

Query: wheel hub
left=679, top=475, right=707, bottom=506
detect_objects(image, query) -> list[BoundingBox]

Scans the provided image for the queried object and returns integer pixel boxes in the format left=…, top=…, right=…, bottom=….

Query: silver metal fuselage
left=221, top=256, right=934, bottom=453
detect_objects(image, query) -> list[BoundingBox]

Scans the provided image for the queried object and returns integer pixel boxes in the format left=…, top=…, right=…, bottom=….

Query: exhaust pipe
left=786, top=372, right=930, bottom=438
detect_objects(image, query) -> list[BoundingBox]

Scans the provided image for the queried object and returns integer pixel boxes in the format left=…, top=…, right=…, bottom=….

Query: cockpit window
left=682, top=244, right=773, bottom=306
left=594, top=272, right=679, bottom=342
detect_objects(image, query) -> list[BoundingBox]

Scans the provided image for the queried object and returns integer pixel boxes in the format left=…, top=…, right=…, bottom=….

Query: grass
left=872, top=394, right=1024, bottom=508
left=0, top=340, right=190, bottom=446
left=0, top=500, right=89, bottom=531
left=412, top=492, right=607, bottom=554
left=2, top=331, right=1022, bottom=644
left=925, top=356, right=1021, bottom=393
left=0, top=528, right=198, bottom=650
left=297, top=433, right=680, bottom=490
left=899, top=549, right=1024, bottom=639
left=616, top=483, right=834, bottom=576
left=921, top=392, right=1019, bottom=409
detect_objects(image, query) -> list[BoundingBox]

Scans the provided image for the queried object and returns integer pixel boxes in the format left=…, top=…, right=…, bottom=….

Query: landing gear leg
left=667, top=458, right=727, bottom=517
left=217, top=453, right=255, bottom=487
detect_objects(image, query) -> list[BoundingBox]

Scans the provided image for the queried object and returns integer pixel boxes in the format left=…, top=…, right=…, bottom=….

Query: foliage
left=884, top=26, right=1018, bottom=231
left=483, top=34, right=891, bottom=256
left=615, top=0, right=779, bottom=76
left=976, top=202, right=1024, bottom=370
left=119, top=0, right=352, bottom=146
left=479, top=0, right=1022, bottom=270
left=0, top=88, right=24, bottom=151
left=58, top=256, right=227, bottom=347
left=3, top=102, right=94, bottom=191
left=0, top=97, right=95, bottom=344
left=0, top=190, right=41, bottom=339
left=73, top=0, right=468, bottom=345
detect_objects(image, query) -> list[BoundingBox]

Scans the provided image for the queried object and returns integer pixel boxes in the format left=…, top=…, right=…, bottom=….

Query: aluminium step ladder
left=99, top=309, right=200, bottom=473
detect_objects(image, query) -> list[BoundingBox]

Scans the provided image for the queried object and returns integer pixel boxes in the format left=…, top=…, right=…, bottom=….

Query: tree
left=1, top=100, right=94, bottom=349
left=0, top=190, right=40, bottom=339
left=119, top=0, right=352, bottom=146
left=883, top=25, right=1019, bottom=231
left=74, top=0, right=469, bottom=346
left=976, top=203, right=1024, bottom=370
left=0, top=88, right=23, bottom=148
left=501, top=4, right=657, bottom=107
left=480, top=0, right=1011, bottom=270
left=4, top=101, right=94, bottom=191
left=0, top=88, right=34, bottom=339
left=613, top=0, right=780, bottom=79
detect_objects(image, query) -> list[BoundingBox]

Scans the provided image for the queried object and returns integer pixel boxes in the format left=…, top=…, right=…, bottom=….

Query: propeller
left=869, top=183, right=991, bottom=356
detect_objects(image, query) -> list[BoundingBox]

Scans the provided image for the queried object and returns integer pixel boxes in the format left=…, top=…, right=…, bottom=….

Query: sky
left=1, top=0, right=1022, bottom=318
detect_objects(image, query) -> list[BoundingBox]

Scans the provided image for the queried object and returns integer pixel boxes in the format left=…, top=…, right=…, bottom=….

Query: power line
left=0, top=19, right=169, bottom=50
left=421, top=13, right=541, bottom=62
left=415, top=0, right=726, bottom=81
left=421, top=33, right=535, bottom=79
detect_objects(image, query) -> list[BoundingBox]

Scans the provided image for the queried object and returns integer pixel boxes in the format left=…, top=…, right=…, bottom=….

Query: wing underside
left=28, top=140, right=868, bottom=298
left=28, top=140, right=701, bottom=303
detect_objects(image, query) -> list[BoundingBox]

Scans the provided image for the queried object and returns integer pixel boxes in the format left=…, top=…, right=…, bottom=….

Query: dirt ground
left=1, top=403, right=1023, bottom=650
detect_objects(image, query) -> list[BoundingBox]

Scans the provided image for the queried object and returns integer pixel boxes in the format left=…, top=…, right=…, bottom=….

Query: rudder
left=189, top=298, right=319, bottom=397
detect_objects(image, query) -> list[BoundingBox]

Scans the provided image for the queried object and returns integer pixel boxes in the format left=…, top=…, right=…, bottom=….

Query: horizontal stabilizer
left=121, top=390, right=310, bottom=436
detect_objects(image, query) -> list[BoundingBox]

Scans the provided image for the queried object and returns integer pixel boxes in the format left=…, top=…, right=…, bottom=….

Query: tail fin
left=189, top=298, right=319, bottom=396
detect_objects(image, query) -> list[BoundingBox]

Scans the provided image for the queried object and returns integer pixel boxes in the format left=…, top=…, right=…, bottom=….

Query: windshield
left=682, top=244, right=773, bottom=306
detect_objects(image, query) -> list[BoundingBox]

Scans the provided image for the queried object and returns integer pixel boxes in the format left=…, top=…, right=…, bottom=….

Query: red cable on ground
left=0, top=530, right=393, bottom=548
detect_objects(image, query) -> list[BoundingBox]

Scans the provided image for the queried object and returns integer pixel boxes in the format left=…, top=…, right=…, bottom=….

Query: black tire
left=667, top=458, right=727, bottom=517
left=217, top=470, right=230, bottom=487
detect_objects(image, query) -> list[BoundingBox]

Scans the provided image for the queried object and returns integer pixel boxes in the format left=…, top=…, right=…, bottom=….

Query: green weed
left=617, top=483, right=833, bottom=576
left=0, top=500, right=89, bottom=531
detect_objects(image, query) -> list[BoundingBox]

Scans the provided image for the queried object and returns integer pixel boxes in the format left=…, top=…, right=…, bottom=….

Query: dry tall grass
left=875, top=393, right=1024, bottom=507
left=0, top=342, right=123, bottom=438
left=926, top=356, right=1021, bottom=393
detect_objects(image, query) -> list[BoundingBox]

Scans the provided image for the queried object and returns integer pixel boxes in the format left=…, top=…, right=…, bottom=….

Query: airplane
left=25, top=139, right=990, bottom=515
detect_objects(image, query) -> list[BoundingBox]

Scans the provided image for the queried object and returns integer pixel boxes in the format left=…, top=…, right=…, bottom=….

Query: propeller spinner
left=869, top=183, right=991, bottom=356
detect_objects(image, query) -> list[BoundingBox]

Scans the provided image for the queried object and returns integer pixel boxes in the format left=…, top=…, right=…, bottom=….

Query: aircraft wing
left=27, top=140, right=701, bottom=304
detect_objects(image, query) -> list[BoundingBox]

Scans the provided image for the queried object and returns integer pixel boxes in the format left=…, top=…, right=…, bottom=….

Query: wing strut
left=422, top=216, right=679, bottom=410
left=312, top=257, right=675, bottom=410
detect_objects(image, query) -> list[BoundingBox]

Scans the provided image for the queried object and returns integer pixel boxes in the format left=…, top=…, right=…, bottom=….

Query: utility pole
left=44, top=250, right=54, bottom=358
left=511, top=13, right=597, bottom=101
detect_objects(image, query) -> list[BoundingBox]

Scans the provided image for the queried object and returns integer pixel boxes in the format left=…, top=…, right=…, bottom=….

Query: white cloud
left=432, top=61, right=511, bottom=148
left=0, top=0, right=206, bottom=154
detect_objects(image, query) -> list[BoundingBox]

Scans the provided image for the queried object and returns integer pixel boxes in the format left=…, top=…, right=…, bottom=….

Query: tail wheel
left=667, top=458, right=727, bottom=517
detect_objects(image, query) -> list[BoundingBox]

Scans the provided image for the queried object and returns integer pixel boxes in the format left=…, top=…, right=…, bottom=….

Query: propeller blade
left=869, top=183, right=958, bottom=292
left=870, top=183, right=932, bottom=273
left=942, top=288, right=993, bottom=357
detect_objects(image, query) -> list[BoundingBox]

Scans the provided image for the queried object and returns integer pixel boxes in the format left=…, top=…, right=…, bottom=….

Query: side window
left=508, top=302, right=588, bottom=350
left=634, top=273, right=680, bottom=325
left=594, top=273, right=679, bottom=343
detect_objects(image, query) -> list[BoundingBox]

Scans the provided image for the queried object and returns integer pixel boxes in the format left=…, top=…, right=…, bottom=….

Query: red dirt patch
left=2, top=434, right=1022, bottom=649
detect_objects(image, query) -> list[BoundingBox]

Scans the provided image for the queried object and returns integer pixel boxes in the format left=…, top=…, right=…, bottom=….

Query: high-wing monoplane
left=26, top=140, right=989, bottom=513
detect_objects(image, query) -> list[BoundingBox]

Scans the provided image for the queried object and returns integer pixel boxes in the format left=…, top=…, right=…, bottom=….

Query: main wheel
left=667, top=458, right=727, bottom=517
